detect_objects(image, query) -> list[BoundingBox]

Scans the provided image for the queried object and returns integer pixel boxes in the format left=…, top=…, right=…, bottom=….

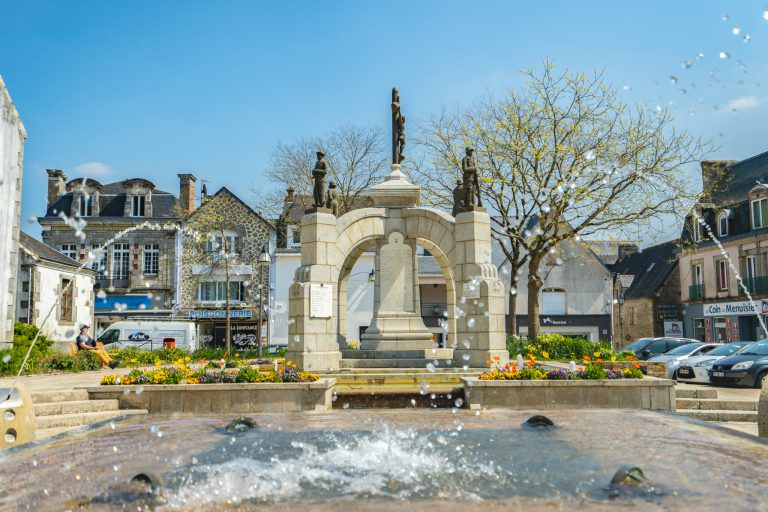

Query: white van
left=97, top=320, right=199, bottom=351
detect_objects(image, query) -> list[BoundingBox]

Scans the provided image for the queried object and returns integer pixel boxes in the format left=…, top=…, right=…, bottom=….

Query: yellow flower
left=154, top=359, right=162, bottom=366
left=541, top=351, right=550, bottom=359
left=593, top=352, right=600, bottom=357
left=130, top=358, right=138, bottom=363
left=185, top=356, right=191, bottom=362
left=610, top=356, right=617, bottom=362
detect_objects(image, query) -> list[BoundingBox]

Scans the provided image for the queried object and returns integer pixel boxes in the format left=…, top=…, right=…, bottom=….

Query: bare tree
left=413, top=61, right=710, bottom=341
left=253, top=124, right=388, bottom=217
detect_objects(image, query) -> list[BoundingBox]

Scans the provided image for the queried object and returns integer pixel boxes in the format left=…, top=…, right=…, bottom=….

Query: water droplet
left=113, top=465, right=120, bottom=472
left=764, top=7, right=768, bottom=21
left=2, top=354, right=10, bottom=364
left=419, top=381, right=430, bottom=395
left=462, top=365, right=469, bottom=371
left=454, top=398, right=464, bottom=408
left=510, top=287, right=517, bottom=295
left=743, top=34, right=751, bottom=43
left=697, top=52, right=705, bottom=59
left=732, top=25, right=741, bottom=35
left=622, top=84, right=631, bottom=91
left=584, top=150, right=596, bottom=161
left=719, top=51, right=730, bottom=59
left=466, top=318, right=476, bottom=329
left=681, top=60, right=693, bottom=69
left=410, top=398, right=417, bottom=407
left=721, top=14, right=729, bottom=22
left=342, top=402, right=350, bottom=410
left=426, top=362, right=436, bottom=372
left=4, top=410, right=14, bottom=421
left=462, top=354, right=470, bottom=361
left=669, top=75, right=678, bottom=85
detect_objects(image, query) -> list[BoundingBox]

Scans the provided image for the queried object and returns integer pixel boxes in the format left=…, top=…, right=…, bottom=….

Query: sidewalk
left=0, top=369, right=114, bottom=393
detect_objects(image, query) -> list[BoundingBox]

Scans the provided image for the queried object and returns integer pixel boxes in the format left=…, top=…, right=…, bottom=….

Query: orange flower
left=582, top=355, right=590, bottom=360
left=597, top=358, right=604, bottom=363
left=633, top=363, right=641, bottom=369
left=198, top=358, right=207, bottom=363
left=629, top=356, right=636, bottom=361
left=492, top=355, right=500, bottom=361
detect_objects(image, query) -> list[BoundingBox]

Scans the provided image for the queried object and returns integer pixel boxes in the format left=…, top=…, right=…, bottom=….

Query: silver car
left=648, top=343, right=720, bottom=379
left=676, top=342, right=753, bottom=383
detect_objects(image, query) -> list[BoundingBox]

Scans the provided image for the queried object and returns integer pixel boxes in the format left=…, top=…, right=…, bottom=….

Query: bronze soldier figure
left=391, top=88, right=406, bottom=164
left=325, top=181, right=339, bottom=216
left=312, top=151, right=328, bottom=209
left=452, top=179, right=464, bottom=216
left=461, top=147, right=478, bottom=208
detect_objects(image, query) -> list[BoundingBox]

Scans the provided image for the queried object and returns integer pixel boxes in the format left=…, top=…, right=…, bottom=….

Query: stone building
left=39, top=172, right=193, bottom=330
left=177, top=187, right=275, bottom=348
left=16, top=232, right=95, bottom=347
left=679, top=153, right=768, bottom=342
left=611, top=240, right=682, bottom=347
left=0, top=76, right=26, bottom=346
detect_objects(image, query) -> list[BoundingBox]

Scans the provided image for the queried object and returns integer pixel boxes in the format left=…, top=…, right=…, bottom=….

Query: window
left=693, top=318, right=706, bottom=341
left=205, top=234, right=238, bottom=262
left=287, top=226, right=301, bottom=248
left=198, top=281, right=244, bottom=302
left=78, top=195, right=93, bottom=217
left=111, top=243, right=130, bottom=280
left=717, top=260, right=728, bottom=291
left=541, top=289, right=566, bottom=315
left=747, top=255, right=757, bottom=281
left=143, top=244, right=159, bottom=275
left=693, top=264, right=703, bottom=285
left=60, top=244, right=77, bottom=260
left=89, top=245, right=107, bottom=273
left=21, top=281, right=28, bottom=292
left=692, top=217, right=701, bottom=242
left=718, top=212, right=728, bottom=236
left=60, top=278, right=73, bottom=321
left=131, top=195, right=146, bottom=217
left=752, top=198, right=768, bottom=229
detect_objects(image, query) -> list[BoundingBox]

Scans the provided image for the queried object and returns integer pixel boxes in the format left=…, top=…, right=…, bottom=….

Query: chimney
left=46, top=169, right=67, bottom=209
left=700, top=160, right=737, bottom=199
left=177, top=173, right=196, bottom=213
left=617, top=243, right=639, bottom=262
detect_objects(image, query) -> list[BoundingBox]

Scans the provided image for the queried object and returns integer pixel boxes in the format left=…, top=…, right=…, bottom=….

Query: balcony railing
left=739, top=276, right=768, bottom=296
left=689, top=284, right=704, bottom=301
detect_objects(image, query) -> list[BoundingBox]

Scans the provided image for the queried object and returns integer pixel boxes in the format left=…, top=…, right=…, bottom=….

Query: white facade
left=0, top=76, right=26, bottom=345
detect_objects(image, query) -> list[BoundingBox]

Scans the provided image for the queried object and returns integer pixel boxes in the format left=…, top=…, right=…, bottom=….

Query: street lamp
left=616, top=293, right=625, bottom=349
left=257, top=245, right=271, bottom=358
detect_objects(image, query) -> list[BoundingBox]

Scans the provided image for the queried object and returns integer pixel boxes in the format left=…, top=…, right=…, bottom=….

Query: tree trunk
left=527, top=255, right=544, bottom=343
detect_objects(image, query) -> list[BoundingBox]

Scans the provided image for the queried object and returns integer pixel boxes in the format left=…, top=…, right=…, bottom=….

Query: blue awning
left=94, top=295, right=152, bottom=311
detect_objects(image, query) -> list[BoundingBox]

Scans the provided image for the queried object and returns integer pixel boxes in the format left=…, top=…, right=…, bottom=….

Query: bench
left=69, top=341, right=105, bottom=355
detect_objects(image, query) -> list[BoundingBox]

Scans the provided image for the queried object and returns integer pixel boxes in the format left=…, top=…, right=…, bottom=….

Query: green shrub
left=507, top=333, right=623, bottom=361
left=40, top=351, right=102, bottom=373
left=0, top=323, right=56, bottom=376
left=579, top=364, right=608, bottom=380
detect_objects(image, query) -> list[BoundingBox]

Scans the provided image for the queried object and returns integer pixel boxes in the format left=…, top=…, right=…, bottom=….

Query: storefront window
left=693, top=318, right=706, bottom=341
left=198, top=281, right=244, bottom=302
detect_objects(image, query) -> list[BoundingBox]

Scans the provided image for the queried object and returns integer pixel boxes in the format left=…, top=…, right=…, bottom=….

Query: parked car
left=622, top=337, right=702, bottom=361
left=648, top=343, right=720, bottom=379
left=710, top=339, right=768, bottom=388
left=676, top=342, right=753, bottom=384
left=97, top=320, right=199, bottom=351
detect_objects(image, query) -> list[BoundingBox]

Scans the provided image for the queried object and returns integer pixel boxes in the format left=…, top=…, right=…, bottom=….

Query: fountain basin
left=83, top=379, right=336, bottom=414
left=463, top=377, right=674, bottom=410
left=1, top=409, right=767, bottom=511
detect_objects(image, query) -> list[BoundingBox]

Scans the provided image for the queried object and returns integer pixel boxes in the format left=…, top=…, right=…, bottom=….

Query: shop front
left=515, top=314, right=612, bottom=342
left=685, top=299, right=768, bottom=343
left=189, top=309, right=265, bottom=349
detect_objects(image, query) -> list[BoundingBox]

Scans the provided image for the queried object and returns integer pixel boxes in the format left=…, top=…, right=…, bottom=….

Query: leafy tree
left=413, top=62, right=709, bottom=340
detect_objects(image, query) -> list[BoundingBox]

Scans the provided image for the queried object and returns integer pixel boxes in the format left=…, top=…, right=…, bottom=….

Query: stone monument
left=285, top=88, right=508, bottom=370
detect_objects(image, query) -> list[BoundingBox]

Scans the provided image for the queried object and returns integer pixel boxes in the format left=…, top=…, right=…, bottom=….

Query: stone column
left=452, top=209, right=509, bottom=367
left=285, top=211, right=342, bottom=371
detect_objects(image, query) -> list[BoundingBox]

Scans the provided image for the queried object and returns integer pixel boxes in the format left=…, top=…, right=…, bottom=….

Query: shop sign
left=189, top=309, right=253, bottom=319
left=702, top=300, right=768, bottom=317
left=663, top=320, right=684, bottom=337
left=542, top=316, right=568, bottom=326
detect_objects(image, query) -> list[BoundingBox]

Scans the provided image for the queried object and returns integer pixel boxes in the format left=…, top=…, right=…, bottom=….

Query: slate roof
left=44, top=179, right=179, bottom=218
left=611, top=240, right=678, bottom=299
left=19, top=231, right=88, bottom=269
left=711, top=150, right=768, bottom=204
left=189, top=187, right=276, bottom=231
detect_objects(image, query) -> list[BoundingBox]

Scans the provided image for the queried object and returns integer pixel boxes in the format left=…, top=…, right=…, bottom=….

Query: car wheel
left=755, top=371, right=768, bottom=389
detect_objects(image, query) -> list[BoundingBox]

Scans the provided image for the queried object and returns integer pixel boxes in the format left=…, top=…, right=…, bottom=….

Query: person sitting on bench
left=76, top=325, right=119, bottom=369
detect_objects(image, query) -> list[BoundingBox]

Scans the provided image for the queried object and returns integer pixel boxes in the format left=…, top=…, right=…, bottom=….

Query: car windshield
left=623, top=338, right=653, bottom=353
left=707, top=343, right=750, bottom=357
left=741, top=341, right=768, bottom=356
left=665, top=343, right=703, bottom=355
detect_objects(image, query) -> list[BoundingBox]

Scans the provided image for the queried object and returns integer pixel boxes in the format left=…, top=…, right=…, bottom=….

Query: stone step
left=30, top=389, right=90, bottom=403
left=334, top=388, right=465, bottom=409
left=35, top=409, right=148, bottom=429
left=340, top=358, right=456, bottom=369
left=341, top=349, right=454, bottom=360
left=34, top=399, right=120, bottom=416
left=35, top=426, right=81, bottom=440
left=328, top=372, right=474, bottom=386
left=676, top=398, right=757, bottom=411
left=677, top=409, right=758, bottom=422
left=675, top=388, right=718, bottom=399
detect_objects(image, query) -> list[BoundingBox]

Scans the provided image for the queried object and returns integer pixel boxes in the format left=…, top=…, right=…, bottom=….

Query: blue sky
left=2, top=1, right=767, bottom=239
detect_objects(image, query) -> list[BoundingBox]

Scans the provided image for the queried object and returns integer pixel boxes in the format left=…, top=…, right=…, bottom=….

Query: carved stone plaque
left=379, top=232, right=414, bottom=313
left=310, top=283, right=333, bottom=318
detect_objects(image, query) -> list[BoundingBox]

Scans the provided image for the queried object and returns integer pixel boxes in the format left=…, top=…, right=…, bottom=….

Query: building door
left=714, top=317, right=727, bottom=343
left=693, top=318, right=706, bottom=341
left=739, top=316, right=758, bottom=341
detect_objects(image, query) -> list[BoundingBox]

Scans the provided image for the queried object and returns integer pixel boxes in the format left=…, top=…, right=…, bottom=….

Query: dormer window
left=692, top=218, right=701, bottom=242
left=132, top=195, right=146, bottom=217
left=752, top=198, right=768, bottom=229
left=717, top=212, right=728, bottom=236
left=78, top=195, right=93, bottom=217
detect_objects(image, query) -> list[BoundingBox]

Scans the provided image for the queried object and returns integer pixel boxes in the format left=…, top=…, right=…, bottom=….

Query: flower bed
left=479, top=355, right=643, bottom=381
left=506, top=333, right=636, bottom=362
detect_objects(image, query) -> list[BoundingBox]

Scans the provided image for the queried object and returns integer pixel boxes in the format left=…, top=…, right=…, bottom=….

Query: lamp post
left=257, top=245, right=271, bottom=358
left=617, top=293, right=625, bottom=348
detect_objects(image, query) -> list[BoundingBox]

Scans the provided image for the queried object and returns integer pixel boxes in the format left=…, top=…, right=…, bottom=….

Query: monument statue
left=326, top=181, right=339, bottom=216
left=312, top=151, right=328, bottom=209
left=452, top=179, right=464, bottom=217
left=391, top=88, right=406, bottom=164
left=461, top=147, right=482, bottom=208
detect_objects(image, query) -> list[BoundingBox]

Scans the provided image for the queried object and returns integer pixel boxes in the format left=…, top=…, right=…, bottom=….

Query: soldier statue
left=391, top=88, right=406, bottom=164
left=312, top=151, right=328, bottom=209
left=461, top=147, right=482, bottom=208
left=326, top=181, right=340, bottom=216
left=452, top=179, right=465, bottom=217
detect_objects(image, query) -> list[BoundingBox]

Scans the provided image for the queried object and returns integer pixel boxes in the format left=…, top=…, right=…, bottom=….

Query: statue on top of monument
left=452, top=178, right=464, bottom=217
left=326, top=181, right=339, bottom=216
left=312, top=151, right=329, bottom=209
left=461, top=147, right=482, bottom=208
left=391, top=87, right=406, bottom=164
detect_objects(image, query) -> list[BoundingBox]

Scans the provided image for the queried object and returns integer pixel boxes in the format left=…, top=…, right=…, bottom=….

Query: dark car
left=621, top=337, right=702, bottom=361
left=710, top=339, right=768, bottom=388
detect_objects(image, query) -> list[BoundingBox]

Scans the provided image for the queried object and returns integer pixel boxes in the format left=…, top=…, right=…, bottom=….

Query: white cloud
left=74, top=161, right=113, bottom=177
left=722, top=96, right=759, bottom=112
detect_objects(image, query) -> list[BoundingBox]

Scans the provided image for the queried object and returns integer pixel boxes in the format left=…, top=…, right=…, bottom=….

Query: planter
left=462, top=377, right=674, bottom=411
left=83, top=379, right=336, bottom=415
